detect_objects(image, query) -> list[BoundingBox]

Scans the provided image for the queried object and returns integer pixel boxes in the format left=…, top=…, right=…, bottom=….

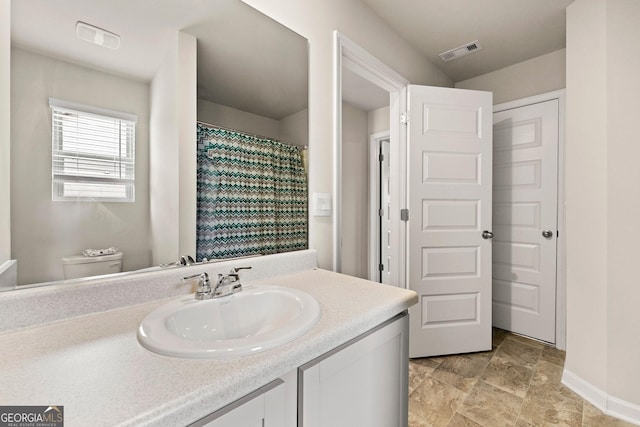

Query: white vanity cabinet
left=190, top=378, right=287, bottom=427
left=191, top=312, right=409, bottom=427
left=299, top=312, right=409, bottom=427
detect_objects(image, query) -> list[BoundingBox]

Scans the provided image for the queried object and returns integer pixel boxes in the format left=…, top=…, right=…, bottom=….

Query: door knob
left=542, top=230, right=554, bottom=239
left=482, top=230, right=494, bottom=239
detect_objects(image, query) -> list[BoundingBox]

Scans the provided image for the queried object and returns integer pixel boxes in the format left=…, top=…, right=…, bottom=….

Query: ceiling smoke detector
left=75, top=21, right=120, bottom=50
left=438, top=40, right=483, bottom=62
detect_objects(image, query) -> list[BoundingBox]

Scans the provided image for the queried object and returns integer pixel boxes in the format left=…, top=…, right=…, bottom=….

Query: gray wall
left=243, top=0, right=453, bottom=269
left=368, top=106, right=390, bottom=136
left=198, top=98, right=308, bottom=147
left=279, top=108, right=308, bottom=147
left=565, top=0, right=640, bottom=410
left=198, top=98, right=279, bottom=139
left=341, top=104, right=391, bottom=280
left=455, top=49, right=566, bottom=104
left=341, top=102, right=369, bottom=279
left=149, top=32, right=197, bottom=267
left=11, top=48, right=150, bottom=285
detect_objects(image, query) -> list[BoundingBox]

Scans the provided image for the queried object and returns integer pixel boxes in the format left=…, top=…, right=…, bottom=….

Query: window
left=49, top=98, right=136, bottom=202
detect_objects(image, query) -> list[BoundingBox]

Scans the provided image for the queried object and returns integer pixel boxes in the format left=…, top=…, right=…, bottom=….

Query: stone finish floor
left=408, top=328, right=636, bottom=427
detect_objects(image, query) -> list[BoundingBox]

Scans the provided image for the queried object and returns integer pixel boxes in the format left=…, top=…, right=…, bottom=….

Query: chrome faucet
left=214, top=267, right=252, bottom=297
left=183, top=272, right=212, bottom=300
left=184, top=267, right=252, bottom=300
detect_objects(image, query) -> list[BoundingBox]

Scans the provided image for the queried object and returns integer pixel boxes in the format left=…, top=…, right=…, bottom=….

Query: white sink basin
left=137, top=285, right=321, bottom=358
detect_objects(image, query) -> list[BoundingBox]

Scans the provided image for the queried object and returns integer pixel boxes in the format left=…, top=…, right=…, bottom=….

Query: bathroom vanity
left=0, top=251, right=417, bottom=426
left=197, top=313, right=408, bottom=427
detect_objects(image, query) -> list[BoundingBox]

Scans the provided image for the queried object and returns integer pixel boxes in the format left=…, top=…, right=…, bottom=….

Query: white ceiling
left=11, top=0, right=574, bottom=117
left=361, top=0, right=575, bottom=83
left=11, top=0, right=307, bottom=120
left=11, top=0, right=206, bottom=82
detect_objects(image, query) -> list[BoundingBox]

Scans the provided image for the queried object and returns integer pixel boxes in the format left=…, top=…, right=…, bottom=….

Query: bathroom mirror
left=8, top=0, right=308, bottom=288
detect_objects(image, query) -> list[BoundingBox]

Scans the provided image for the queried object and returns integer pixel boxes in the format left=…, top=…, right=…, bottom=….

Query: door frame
left=493, top=89, right=566, bottom=350
left=332, top=31, right=409, bottom=287
left=368, top=130, right=391, bottom=282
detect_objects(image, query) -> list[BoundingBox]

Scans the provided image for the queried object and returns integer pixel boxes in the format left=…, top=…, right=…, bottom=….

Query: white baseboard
left=0, top=259, right=17, bottom=291
left=562, top=369, right=640, bottom=426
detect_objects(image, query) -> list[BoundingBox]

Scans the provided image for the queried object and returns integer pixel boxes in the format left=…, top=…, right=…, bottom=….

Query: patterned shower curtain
left=196, top=124, right=308, bottom=261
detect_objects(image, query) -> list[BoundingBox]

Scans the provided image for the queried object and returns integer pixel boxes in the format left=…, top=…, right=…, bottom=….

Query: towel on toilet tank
left=82, top=247, right=118, bottom=257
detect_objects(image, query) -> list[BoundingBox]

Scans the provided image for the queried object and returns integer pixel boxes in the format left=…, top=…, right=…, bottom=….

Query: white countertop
left=0, top=268, right=417, bottom=426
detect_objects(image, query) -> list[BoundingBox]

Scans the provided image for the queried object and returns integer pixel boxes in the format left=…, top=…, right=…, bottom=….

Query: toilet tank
left=62, top=252, right=124, bottom=280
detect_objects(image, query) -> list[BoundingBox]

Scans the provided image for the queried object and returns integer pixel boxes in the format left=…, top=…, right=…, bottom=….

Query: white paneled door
left=408, top=85, right=493, bottom=357
left=492, top=99, right=559, bottom=343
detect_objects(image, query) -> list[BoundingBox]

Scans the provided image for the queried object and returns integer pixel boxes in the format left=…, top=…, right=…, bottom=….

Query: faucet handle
left=183, top=272, right=211, bottom=299
left=180, top=255, right=195, bottom=266
left=183, top=272, right=208, bottom=280
left=225, top=266, right=252, bottom=282
left=214, top=267, right=252, bottom=295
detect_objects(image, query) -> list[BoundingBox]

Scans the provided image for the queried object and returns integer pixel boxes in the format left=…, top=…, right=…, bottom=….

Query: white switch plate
left=312, top=193, right=331, bottom=217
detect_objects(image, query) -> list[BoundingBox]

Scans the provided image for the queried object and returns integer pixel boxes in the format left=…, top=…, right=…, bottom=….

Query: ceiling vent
left=76, top=21, right=120, bottom=50
left=438, top=40, right=483, bottom=62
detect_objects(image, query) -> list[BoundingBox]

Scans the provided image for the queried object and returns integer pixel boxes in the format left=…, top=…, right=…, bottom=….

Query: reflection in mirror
left=8, top=0, right=308, bottom=289
left=340, top=67, right=390, bottom=280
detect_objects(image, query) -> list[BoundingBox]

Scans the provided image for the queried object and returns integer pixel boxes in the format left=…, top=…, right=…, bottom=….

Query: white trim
left=556, top=92, right=566, bottom=351
left=492, top=89, right=566, bottom=113
left=333, top=32, right=409, bottom=287
left=48, top=97, right=137, bottom=122
left=0, top=259, right=17, bottom=291
left=493, top=89, right=567, bottom=350
left=608, top=395, right=640, bottom=426
left=368, top=131, right=390, bottom=282
left=562, top=369, right=640, bottom=426
left=397, top=86, right=408, bottom=289
left=332, top=32, right=342, bottom=272
left=561, top=369, right=608, bottom=409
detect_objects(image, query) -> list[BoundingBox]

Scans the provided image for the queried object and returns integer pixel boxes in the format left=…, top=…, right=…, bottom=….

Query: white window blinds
left=49, top=98, right=136, bottom=202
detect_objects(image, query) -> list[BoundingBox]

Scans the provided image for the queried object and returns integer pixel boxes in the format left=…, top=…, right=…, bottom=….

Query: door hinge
left=378, top=208, right=384, bottom=217
left=379, top=153, right=384, bottom=162
left=378, top=263, right=384, bottom=272
left=400, top=112, right=408, bottom=125
left=400, top=208, right=409, bottom=221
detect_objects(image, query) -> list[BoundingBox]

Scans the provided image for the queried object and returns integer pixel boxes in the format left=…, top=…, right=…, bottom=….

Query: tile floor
left=408, top=328, right=636, bottom=427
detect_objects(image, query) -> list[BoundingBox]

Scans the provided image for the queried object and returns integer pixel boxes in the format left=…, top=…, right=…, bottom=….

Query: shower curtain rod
left=197, top=120, right=307, bottom=150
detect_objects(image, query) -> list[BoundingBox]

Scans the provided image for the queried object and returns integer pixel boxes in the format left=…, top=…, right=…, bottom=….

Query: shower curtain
left=196, top=123, right=308, bottom=261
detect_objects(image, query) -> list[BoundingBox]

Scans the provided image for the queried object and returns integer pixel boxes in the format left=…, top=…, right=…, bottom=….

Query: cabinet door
left=299, top=313, right=409, bottom=427
left=190, top=379, right=284, bottom=427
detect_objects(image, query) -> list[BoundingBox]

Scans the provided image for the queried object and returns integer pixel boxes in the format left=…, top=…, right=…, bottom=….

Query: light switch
left=312, top=193, right=331, bottom=217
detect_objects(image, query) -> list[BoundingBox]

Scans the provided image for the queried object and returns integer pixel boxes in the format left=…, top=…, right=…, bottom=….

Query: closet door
left=492, top=98, right=559, bottom=343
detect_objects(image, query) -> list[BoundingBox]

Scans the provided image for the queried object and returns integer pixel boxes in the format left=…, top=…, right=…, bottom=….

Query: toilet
left=62, top=252, right=124, bottom=279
